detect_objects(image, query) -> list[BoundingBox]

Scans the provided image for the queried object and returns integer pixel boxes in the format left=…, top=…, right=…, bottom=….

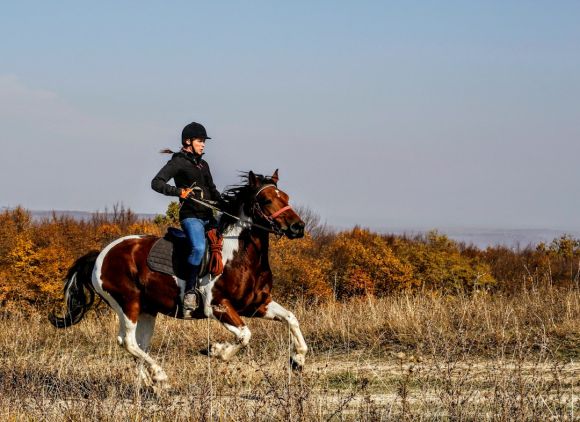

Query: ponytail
left=159, top=148, right=175, bottom=154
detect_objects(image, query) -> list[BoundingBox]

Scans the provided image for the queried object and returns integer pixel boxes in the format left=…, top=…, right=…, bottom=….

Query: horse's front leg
left=262, top=301, right=308, bottom=370
left=210, top=299, right=251, bottom=361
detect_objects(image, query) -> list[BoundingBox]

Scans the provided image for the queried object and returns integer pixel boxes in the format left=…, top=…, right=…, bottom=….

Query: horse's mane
left=219, top=172, right=277, bottom=233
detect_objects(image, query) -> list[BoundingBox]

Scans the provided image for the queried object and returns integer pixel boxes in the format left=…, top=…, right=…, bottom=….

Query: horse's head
left=249, top=169, right=305, bottom=239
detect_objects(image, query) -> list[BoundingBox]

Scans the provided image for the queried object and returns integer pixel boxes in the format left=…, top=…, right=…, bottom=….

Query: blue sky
left=1, top=1, right=579, bottom=230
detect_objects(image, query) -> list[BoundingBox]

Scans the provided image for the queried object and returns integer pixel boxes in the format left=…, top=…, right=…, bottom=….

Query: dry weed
left=0, top=287, right=578, bottom=420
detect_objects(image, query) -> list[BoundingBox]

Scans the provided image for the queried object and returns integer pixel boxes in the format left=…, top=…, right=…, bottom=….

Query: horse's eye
left=261, top=199, right=272, bottom=206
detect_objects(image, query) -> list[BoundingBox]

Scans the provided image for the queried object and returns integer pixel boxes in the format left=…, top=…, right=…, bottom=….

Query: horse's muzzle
left=287, top=221, right=305, bottom=239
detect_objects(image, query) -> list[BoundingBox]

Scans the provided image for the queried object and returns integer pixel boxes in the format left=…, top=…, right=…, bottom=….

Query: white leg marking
left=135, top=314, right=157, bottom=387
left=122, top=316, right=167, bottom=383
left=117, top=316, right=127, bottom=346
left=264, top=301, right=308, bottom=367
left=210, top=324, right=251, bottom=361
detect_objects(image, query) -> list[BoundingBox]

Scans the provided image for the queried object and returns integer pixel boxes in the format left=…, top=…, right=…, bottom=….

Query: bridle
left=251, top=184, right=293, bottom=234
left=183, top=184, right=293, bottom=236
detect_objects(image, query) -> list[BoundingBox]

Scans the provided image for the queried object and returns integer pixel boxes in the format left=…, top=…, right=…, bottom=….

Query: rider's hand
left=179, top=188, right=193, bottom=199
left=180, top=187, right=203, bottom=200
left=191, top=186, right=203, bottom=199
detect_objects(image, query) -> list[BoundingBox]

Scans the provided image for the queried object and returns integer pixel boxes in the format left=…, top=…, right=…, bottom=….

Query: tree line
left=0, top=205, right=578, bottom=311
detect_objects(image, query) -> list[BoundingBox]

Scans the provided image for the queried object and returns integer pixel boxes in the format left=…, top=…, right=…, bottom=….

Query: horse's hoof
left=209, top=343, right=226, bottom=358
left=290, top=355, right=305, bottom=372
left=208, top=343, right=220, bottom=357
left=152, top=382, right=170, bottom=397
left=151, top=368, right=168, bottom=383
left=209, top=343, right=237, bottom=361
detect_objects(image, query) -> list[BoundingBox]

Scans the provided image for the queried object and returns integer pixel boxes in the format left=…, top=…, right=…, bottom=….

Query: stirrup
left=183, top=291, right=198, bottom=313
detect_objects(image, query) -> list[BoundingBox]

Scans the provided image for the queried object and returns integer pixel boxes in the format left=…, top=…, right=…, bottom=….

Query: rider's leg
left=181, top=217, right=207, bottom=311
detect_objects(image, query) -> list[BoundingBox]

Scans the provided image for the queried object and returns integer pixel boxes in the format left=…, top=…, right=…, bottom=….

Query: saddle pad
left=146, top=235, right=191, bottom=280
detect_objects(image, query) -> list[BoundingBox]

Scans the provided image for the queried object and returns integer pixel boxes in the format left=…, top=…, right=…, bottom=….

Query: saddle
left=146, top=227, right=224, bottom=279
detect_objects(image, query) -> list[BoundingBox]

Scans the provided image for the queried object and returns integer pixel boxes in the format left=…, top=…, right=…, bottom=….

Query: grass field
left=1, top=287, right=578, bottom=421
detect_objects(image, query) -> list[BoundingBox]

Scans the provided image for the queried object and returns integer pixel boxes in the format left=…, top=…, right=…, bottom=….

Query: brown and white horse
left=49, top=170, right=307, bottom=386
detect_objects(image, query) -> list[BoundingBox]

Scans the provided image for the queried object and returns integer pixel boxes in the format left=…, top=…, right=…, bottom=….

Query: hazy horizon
left=6, top=206, right=580, bottom=233
left=6, top=208, right=579, bottom=250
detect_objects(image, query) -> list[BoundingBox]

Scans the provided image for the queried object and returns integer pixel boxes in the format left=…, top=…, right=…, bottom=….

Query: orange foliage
left=389, top=231, right=496, bottom=292
left=0, top=205, right=577, bottom=310
left=0, top=207, right=161, bottom=308
left=270, top=234, right=333, bottom=302
left=322, top=227, right=417, bottom=298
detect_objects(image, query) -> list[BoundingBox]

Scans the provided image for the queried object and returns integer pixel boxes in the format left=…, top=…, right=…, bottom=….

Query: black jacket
left=151, top=151, right=221, bottom=221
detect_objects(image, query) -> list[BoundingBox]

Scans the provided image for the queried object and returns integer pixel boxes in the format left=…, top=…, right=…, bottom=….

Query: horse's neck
left=221, top=208, right=269, bottom=264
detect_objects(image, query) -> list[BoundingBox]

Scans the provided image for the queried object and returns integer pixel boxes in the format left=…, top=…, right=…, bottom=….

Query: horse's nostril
left=290, top=221, right=305, bottom=233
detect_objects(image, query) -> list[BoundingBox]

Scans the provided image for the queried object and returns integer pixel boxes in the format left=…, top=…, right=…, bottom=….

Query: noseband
left=252, top=184, right=293, bottom=232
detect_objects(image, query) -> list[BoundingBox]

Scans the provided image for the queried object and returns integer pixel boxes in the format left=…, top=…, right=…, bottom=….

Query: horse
left=49, top=169, right=307, bottom=387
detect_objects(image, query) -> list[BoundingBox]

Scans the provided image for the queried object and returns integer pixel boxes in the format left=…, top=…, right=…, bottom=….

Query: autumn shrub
left=388, top=231, right=496, bottom=292
left=319, top=227, right=416, bottom=298
left=270, top=234, right=333, bottom=302
left=0, top=206, right=30, bottom=266
left=0, top=207, right=160, bottom=308
left=538, top=235, right=580, bottom=285
left=480, top=235, right=580, bottom=293
left=1, top=205, right=579, bottom=310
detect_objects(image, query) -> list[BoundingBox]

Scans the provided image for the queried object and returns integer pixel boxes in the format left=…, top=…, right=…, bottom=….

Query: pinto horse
left=49, top=170, right=307, bottom=386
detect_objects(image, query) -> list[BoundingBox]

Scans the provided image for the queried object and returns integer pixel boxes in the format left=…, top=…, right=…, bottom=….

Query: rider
left=151, top=121, right=222, bottom=313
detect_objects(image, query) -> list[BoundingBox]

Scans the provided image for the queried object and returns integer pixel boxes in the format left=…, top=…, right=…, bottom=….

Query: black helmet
left=181, top=122, right=211, bottom=141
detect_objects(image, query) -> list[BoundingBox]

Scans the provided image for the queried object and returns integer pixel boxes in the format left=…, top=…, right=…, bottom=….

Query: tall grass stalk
left=0, top=287, right=578, bottom=420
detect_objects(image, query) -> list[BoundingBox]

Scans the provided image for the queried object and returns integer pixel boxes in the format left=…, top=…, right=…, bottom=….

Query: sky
left=1, top=1, right=579, bottom=231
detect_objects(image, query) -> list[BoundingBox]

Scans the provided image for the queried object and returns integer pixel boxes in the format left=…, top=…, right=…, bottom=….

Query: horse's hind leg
left=210, top=300, right=251, bottom=361
left=262, top=301, right=308, bottom=370
left=136, top=313, right=156, bottom=351
left=135, top=313, right=158, bottom=386
left=93, top=286, right=167, bottom=383
left=119, top=311, right=168, bottom=384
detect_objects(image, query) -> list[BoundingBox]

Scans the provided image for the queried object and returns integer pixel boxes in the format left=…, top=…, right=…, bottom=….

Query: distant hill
left=383, top=227, right=580, bottom=250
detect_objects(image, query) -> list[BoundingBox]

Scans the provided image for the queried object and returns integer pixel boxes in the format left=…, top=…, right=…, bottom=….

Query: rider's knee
left=189, top=246, right=205, bottom=266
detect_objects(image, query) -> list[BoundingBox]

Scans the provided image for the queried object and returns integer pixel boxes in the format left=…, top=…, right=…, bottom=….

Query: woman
left=151, top=121, right=222, bottom=313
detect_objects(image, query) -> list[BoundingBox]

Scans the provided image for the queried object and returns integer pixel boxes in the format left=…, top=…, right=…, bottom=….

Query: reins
left=184, top=185, right=290, bottom=236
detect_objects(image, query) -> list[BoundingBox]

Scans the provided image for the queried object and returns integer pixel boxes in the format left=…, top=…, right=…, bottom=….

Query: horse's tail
left=48, top=250, right=100, bottom=328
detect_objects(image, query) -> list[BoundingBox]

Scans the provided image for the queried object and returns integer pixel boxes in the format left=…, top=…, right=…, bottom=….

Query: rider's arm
left=151, top=157, right=182, bottom=197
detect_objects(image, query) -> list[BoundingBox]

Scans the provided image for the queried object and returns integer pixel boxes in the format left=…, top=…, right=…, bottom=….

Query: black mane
left=219, top=172, right=277, bottom=233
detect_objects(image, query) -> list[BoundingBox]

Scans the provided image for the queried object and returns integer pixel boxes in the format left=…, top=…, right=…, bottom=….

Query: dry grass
left=0, top=287, right=578, bottom=421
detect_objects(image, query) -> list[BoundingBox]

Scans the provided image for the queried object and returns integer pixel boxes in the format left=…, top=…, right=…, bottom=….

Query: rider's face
left=191, top=138, right=206, bottom=155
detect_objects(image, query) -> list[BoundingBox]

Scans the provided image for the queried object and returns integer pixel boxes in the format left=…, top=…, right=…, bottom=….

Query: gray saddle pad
left=146, top=229, right=210, bottom=279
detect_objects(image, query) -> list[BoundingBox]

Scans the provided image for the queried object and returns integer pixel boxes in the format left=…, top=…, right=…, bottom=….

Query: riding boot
left=183, top=264, right=201, bottom=314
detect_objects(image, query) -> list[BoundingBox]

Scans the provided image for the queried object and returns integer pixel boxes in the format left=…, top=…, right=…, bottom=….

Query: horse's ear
left=271, top=169, right=279, bottom=184
left=249, top=171, right=259, bottom=187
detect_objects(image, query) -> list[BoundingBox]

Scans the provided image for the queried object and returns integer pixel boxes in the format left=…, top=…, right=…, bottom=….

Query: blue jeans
left=181, top=218, right=208, bottom=266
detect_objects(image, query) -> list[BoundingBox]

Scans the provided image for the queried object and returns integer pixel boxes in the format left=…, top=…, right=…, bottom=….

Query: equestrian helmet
left=182, top=122, right=211, bottom=141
